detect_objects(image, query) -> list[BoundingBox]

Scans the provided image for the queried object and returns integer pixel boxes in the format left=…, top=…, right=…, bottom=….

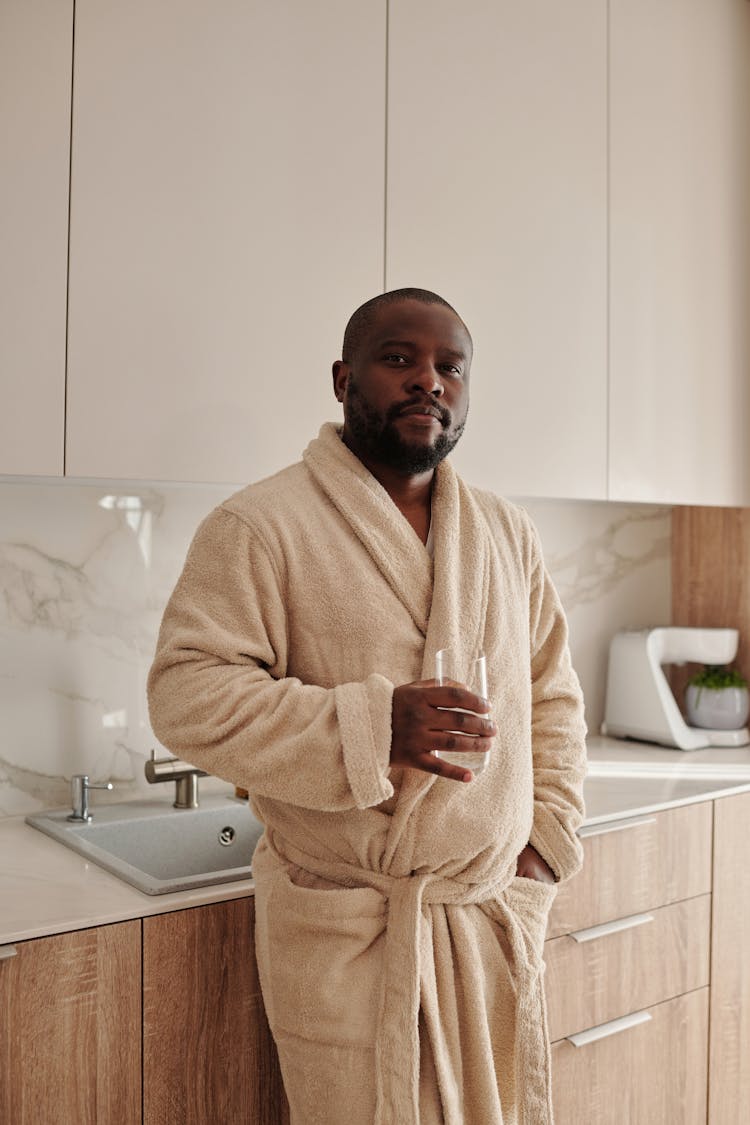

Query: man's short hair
left=342, top=288, right=471, bottom=363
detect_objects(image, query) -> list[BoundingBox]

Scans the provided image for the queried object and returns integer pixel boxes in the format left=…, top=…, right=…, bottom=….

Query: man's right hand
left=390, top=679, right=497, bottom=782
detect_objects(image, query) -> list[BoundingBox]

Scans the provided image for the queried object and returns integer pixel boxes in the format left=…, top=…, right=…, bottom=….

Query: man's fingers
left=428, top=683, right=493, bottom=714
left=431, top=710, right=497, bottom=737
left=413, top=751, right=473, bottom=783
left=433, top=732, right=494, bottom=754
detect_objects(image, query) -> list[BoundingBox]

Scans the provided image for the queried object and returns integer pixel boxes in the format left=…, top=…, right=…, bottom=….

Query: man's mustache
left=387, top=398, right=451, bottom=427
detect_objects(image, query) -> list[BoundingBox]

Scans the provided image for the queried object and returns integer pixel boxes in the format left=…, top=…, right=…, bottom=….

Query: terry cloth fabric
left=147, top=422, right=587, bottom=1124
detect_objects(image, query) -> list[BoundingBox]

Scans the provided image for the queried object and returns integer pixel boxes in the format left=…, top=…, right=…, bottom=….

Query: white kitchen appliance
left=602, top=626, right=750, bottom=750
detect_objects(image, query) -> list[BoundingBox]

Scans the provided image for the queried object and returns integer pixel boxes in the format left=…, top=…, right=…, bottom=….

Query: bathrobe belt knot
left=269, top=836, right=541, bottom=1125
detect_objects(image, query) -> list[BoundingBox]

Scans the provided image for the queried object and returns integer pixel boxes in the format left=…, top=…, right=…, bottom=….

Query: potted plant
left=685, top=664, right=750, bottom=730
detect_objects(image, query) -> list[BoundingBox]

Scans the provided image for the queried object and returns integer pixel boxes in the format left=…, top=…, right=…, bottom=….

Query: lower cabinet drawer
left=550, top=988, right=708, bottom=1125
left=547, top=801, right=713, bottom=938
left=544, top=893, right=710, bottom=1042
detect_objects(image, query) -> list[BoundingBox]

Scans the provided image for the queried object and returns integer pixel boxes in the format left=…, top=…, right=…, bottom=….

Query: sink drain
left=218, top=826, right=236, bottom=846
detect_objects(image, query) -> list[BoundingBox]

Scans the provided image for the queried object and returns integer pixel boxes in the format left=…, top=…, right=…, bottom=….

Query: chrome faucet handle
left=145, top=751, right=207, bottom=809
left=67, top=774, right=114, bottom=823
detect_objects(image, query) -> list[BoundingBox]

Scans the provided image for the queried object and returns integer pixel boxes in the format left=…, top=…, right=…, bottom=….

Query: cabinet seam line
left=705, top=804, right=716, bottom=1117
left=141, top=917, right=145, bottom=1125
left=63, top=0, right=76, bottom=477
left=383, top=0, right=389, bottom=293
left=605, top=0, right=611, bottom=500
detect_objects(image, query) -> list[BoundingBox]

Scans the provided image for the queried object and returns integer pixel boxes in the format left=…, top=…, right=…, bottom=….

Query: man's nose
left=409, top=363, right=444, bottom=396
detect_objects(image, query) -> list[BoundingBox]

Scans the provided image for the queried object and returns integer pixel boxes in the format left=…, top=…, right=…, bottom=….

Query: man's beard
left=346, top=383, right=466, bottom=474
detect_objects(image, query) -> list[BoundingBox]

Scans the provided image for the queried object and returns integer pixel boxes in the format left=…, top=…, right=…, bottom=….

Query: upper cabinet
left=386, top=1, right=608, bottom=500
left=608, top=0, right=750, bottom=505
left=2, top=1, right=747, bottom=500
left=0, top=0, right=72, bottom=476
left=65, top=0, right=386, bottom=483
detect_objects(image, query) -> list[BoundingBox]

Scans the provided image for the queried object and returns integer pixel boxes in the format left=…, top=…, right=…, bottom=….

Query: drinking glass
left=434, top=649, right=491, bottom=778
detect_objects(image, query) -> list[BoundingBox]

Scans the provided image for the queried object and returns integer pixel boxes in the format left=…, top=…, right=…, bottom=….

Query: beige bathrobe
left=147, top=422, right=586, bottom=1125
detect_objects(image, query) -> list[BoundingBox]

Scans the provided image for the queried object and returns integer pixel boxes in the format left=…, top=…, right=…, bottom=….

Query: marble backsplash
left=0, top=478, right=670, bottom=817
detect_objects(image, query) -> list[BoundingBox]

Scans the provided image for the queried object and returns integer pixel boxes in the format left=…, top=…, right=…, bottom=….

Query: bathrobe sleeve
left=147, top=508, right=395, bottom=813
left=525, top=522, right=587, bottom=882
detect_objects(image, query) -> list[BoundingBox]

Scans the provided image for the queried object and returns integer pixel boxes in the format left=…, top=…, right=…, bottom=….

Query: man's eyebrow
left=377, top=338, right=468, bottom=361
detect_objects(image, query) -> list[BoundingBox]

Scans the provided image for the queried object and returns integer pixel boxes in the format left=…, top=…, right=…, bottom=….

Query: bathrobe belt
left=270, top=837, right=524, bottom=1125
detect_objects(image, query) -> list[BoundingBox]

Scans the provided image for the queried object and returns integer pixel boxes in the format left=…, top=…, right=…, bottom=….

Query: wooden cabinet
left=709, top=791, right=750, bottom=1124
left=671, top=506, right=750, bottom=687
left=545, top=895, right=710, bottom=1043
left=387, top=0, right=608, bottom=501
left=551, top=989, right=709, bottom=1124
left=545, top=801, right=713, bottom=1122
left=547, top=801, right=713, bottom=938
left=0, top=921, right=141, bottom=1125
left=0, top=901, right=286, bottom=1125
left=672, top=518, right=750, bottom=1120
left=0, top=0, right=72, bottom=476
left=143, top=897, right=288, bottom=1125
left=65, top=0, right=385, bottom=484
left=608, top=0, right=750, bottom=505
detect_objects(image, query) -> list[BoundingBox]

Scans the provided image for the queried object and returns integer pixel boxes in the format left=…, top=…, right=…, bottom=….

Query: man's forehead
left=367, top=300, right=471, bottom=351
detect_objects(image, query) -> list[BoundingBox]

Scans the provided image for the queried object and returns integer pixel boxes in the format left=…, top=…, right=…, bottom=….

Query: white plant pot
left=685, top=684, right=750, bottom=730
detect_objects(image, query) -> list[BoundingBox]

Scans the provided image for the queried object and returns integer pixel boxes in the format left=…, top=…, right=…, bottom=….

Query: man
left=148, top=288, right=586, bottom=1124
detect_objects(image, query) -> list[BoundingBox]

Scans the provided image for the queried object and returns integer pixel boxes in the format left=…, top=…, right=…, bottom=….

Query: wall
left=0, top=474, right=670, bottom=818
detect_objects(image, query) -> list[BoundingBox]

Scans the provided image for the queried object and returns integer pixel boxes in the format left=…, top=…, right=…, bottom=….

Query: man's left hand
left=515, top=843, right=556, bottom=884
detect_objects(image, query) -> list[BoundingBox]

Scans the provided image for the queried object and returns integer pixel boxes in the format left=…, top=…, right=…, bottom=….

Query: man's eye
left=441, top=364, right=463, bottom=377
left=383, top=354, right=407, bottom=365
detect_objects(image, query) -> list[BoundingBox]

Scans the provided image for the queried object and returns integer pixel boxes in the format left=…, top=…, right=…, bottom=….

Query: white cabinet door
left=0, top=0, right=72, bottom=476
left=609, top=0, right=750, bottom=505
left=66, top=1, right=385, bottom=484
left=387, top=1, right=607, bottom=500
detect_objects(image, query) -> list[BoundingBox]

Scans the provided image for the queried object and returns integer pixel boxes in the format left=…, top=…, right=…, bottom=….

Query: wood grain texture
left=551, top=988, right=709, bottom=1124
left=672, top=506, right=750, bottom=690
left=143, top=896, right=289, bottom=1125
left=545, top=894, right=710, bottom=1042
left=709, top=791, right=750, bottom=1123
left=0, top=921, right=141, bottom=1125
left=547, top=801, right=713, bottom=938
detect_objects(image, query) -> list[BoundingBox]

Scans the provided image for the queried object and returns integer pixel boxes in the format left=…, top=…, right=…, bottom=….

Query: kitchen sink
left=25, top=795, right=264, bottom=895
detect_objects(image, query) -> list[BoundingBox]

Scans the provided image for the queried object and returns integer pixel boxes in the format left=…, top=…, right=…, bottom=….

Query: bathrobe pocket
left=497, top=875, right=557, bottom=975
left=255, top=861, right=387, bottom=1047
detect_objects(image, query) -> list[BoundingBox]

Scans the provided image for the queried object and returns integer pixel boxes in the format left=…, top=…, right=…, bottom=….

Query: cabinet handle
left=570, top=912, right=654, bottom=944
left=0, top=944, right=18, bottom=961
left=578, top=814, right=657, bottom=839
left=566, top=1009, right=652, bottom=1048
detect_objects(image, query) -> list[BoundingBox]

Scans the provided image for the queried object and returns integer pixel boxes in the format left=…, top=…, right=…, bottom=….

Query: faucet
left=67, top=774, right=114, bottom=822
left=144, top=750, right=207, bottom=808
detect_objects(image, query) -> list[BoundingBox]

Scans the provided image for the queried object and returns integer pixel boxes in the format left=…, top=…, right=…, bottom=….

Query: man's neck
left=341, top=433, right=434, bottom=544
left=372, top=466, right=434, bottom=544
left=387, top=473, right=433, bottom=545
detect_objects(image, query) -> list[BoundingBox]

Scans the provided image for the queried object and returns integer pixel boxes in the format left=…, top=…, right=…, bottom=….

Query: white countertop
left=0, top=814, right=253, bottom=946
left=4, top=735, right=750, bottom=946
left=585, top=735, right=750, bottom=823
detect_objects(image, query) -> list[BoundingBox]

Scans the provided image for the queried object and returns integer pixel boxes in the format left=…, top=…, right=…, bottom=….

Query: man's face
left=332, top=300, right=472, bottom=477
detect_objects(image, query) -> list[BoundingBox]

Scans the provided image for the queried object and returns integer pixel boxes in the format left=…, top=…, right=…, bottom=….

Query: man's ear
left=332, top=360, right=350, bottom=403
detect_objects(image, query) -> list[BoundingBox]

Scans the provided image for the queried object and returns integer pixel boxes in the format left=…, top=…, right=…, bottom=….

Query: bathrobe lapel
left=303, top=423, right=495, bottom=677
left=304, top=423, right=499, bottom=857
left=386, top=457, right=497, bottom=860
left=302, top=424, right=433, bottom=636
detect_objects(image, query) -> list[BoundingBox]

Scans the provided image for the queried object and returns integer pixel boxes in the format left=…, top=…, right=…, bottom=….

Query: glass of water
left=434, top=649, right=491, bottom=778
